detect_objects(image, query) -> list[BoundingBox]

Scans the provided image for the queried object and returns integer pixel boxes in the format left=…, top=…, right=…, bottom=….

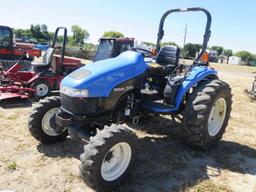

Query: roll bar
left=156, top=7, right=212, bottom=63
left=52, top=27, right=67, bottom=66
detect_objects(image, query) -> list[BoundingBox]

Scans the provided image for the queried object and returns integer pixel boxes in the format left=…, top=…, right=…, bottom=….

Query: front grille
left=60, top=93, right=104, bottom=115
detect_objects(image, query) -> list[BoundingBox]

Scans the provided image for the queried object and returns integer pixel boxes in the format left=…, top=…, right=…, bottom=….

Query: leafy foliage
left=14, top=24, right=51, bottom=44
left=30, top=24, right=51, bottom=43
left=183, top=43, right=202, bottom=59
left=142, top=41, right=156, bottom=47
left=12, top=24, right=94, bottom=59
left=161, top=41, right=178, bottom=47
left=12, top=24, right=256, bottom=65
left=84, top=43, right=98, bottom=51
left=224, top=49, right=233, bottom=57
left=70, top=25, right=89, bottom=46
left=235, top=51, right=255, bottom=65
left=102, top=31, right=124, bottom=38
left=211, top=46, right=224, bottom=55
left=13, top=24, right=90, bottom=46
left=13, top=28, right=32, bottom=38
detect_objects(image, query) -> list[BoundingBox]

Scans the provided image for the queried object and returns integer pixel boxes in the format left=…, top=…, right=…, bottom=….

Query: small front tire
left=28, top=96, right=68, bottom=144
left=79, top=125, right=137, bottom=191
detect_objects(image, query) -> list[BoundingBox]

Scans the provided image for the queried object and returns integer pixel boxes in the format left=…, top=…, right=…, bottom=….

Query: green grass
left=7, top=162, right=17, bottom=171
left=189, top=180, right=232, bottom=192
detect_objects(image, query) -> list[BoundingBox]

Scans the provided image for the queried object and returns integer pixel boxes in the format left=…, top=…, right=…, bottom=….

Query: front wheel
left=28, top=96, right=68, bottom=144
left=181, top=79, right=232, bottom=150
left=79, top=125, right=137, bottom=191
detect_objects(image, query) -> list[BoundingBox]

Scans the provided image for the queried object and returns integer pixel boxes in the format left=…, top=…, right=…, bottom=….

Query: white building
left=228, top=56, right=241, bottom=65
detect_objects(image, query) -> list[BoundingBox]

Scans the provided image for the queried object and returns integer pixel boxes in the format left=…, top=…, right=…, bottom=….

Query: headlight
left=60, top=85, right=89, bottom=97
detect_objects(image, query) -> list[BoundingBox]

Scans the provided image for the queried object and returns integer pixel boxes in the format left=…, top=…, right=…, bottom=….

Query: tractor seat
left=148, top=45, right=180, bottom=76
left=31, top=48, right=54, bottom=67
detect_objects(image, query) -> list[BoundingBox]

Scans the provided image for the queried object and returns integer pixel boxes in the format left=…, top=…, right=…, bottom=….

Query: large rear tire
left=79, top=125, right=137, bottom=192
left=181, top=79, right=232, bottom=150
left=28, top=96, right=68, bottom=144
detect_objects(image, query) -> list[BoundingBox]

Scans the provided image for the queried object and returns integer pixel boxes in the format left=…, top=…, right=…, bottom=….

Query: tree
left=84, top=43, right=97, bottom=51
left=102, top=31, right=124, bottom=38
left=253, top=54, right=256, bottom=61
left=235, top=51, right=254, bottom=65
left=223, top=49, right=233, bottom=57
left=13, top=28, right=32, bottom=38
left=31, top=24, right=43, bottom=39
left=142, top=42, right=156, bottom=47
left=183, top=43, right=202, bottom=59
left=161, top=42, right=178, bottom=47
left=41, top=24, right=48, bottom=34
left=41, top=24, right=50, bottom=41
left=193, top=44, right=202, bottom=53
left=30, top=24, right=51, bottom=42
left=48, top=32, right=55, bottom=41
left=211, top=46, right=224, bottom=56
left=71, top=25, right=89, bottom=46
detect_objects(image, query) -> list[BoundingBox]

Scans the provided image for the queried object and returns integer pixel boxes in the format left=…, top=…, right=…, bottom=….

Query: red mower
left=0, top=27, right=83, bottom=101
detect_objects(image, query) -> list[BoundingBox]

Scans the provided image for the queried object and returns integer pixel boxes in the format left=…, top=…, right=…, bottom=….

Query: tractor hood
left=60, top=51, right=147, bottom=97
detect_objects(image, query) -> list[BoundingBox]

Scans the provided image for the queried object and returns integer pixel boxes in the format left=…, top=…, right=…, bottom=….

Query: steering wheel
left=0, top=37, right=10, bottom=48
left=2, top=40, right=10, bottom=48
left=131, top=48, right=155, bottom=58
left=0, top=39, right=5, bottom=47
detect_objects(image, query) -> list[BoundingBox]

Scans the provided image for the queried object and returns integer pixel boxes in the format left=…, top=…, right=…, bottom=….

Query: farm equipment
left=0, top=26, right=41, bottom=70
left=0, top=29, right=137, bottom=102
left=55, top=37, right=134, bottom=61
left=94, top=37, right=134, bottom=62
left=244, top=73, right=256, bottom=100
left=0, top=27, right=83, bottom=101
left=28, top=8, right=232, bottom=191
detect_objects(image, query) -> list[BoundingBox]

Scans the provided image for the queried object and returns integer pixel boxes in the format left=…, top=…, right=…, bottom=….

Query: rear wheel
left=79, top=125, right=137, bottom=191
left=31, top=80, right=51, bottom=100
left=181, top=79, right=232, bottom=150
left=28, top=96, right=68, bottom=144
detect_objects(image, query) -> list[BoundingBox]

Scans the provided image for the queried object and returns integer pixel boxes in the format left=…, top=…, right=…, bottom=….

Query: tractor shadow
left=120, top=116, right=256, bottom=192
left=0, top=98, right=32, bottom=109
left=35, top=115, right=256, bottom=192
left=36, top=137, right=85, bottom=159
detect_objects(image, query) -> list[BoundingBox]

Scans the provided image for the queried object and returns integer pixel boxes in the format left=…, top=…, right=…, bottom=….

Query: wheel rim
left=208, top=98, right=227, bottom=137
left=41, top=108, right=64, bottom=136
left=101, top=142, right=132, bottom=181
left=36, top=84, right=49, bottom=97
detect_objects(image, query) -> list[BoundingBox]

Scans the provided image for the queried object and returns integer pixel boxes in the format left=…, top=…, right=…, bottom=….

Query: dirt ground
left=0, top=63, right=255, bottom=192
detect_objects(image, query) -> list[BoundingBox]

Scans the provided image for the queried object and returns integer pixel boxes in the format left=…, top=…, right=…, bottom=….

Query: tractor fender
left=174, top=66, right=217, bottom=110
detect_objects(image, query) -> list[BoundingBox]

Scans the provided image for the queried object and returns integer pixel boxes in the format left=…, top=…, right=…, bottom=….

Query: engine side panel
left=60, top=75, right=144, bottom=115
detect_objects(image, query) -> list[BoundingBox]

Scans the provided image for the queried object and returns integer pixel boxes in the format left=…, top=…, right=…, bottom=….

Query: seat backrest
left=156, top=45, right=180, bottom=67
left=42, top=48, right=54, bottom=64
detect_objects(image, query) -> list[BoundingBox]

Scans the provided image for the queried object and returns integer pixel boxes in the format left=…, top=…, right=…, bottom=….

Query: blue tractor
left=28, top=8, right=232, bottom=191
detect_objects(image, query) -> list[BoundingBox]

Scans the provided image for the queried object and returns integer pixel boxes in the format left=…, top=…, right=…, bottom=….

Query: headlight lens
left=60, top=85, right=89, bottom=97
